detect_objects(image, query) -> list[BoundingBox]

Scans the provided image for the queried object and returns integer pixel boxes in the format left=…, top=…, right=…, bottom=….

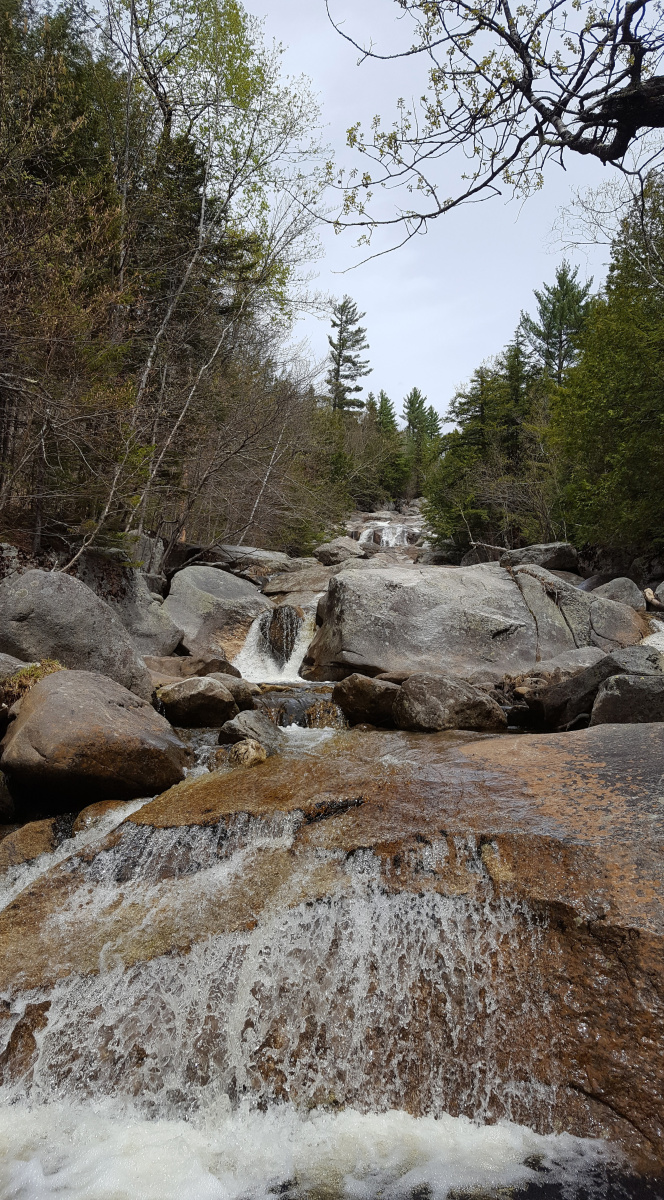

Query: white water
left=0, top=1104, right=614, bottom=1200
left=0, top=798, right=148, bottom=915
left=358, top=523, right=416, bottom=549
left=233, top=612, right=316, bottom=683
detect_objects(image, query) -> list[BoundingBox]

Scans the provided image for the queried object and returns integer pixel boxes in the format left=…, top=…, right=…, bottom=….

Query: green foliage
left=0, top=660, right=63, bottom=709
left=325, top=295, right=371, bottom=411
left=520, top=262, right=593, bottom=385
left=553, top=194, right=664, bottom=548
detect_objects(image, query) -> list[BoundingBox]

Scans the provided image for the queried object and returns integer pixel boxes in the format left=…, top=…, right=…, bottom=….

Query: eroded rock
left=313, top=537, right=367, bottom=566
left=227, top=738, right=268, bottom=768
left=0, top=725, right=663, bottom=1168
left=500, top=542, right=578, bottom=571
left=156, top=677, right=238, bottom=727
left=592, top=577, right=645, bottom=610
left=1, top=670, right=187, bottom=810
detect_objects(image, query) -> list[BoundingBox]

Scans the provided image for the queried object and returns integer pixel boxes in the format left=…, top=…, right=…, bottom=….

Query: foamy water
left=0, top=1103, right=615, bottom=1200
left=233, top=613, right=316, bottom=683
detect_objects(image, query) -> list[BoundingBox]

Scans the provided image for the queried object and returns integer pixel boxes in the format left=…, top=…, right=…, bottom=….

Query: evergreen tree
left=376, top=389, right=398, bottom=433
left=520, top=262, right=592, bottom=384
left=326, top=295, right=371, bottom=411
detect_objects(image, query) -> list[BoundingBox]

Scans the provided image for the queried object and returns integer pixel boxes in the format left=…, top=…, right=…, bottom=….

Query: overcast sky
left=248, top=0, right=611, bottom=420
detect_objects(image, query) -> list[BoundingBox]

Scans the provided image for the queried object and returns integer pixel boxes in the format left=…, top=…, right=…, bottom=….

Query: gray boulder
left=1, top=670, right=187, bottom=811
left=156, top=677, right=239, bottom=727
left=0, top=653, right=33, bottom=681
left=332, top=673, right=400, bottom=725
left=227, top=738, right=268, bottom=768
left=218, top=709, right=283, bottom=756
left=143, top=654, right=241, bottom=680
left=207, top=673, right=256, bottom=711
left=75, top=550, right=183, bottom=656
left=513, top=565, right=646, bottom=655
left=500, top=542, right=578, bottom=572
left=302, top=562, right=646, bottom=684
left=517, top=646, right=607, bottom=683
left=0, top=570, right=152, bottom=698
left=528, top=643, right=664, bottom=729
left=314, top=537, right=367, bottom=566
left=393, top=674, right=507, bottom=733
left=590, top=674, right=664, bottom=726
left=592, top=577, right=645, bottom=610
left=163, top=565, right=272, bottom=660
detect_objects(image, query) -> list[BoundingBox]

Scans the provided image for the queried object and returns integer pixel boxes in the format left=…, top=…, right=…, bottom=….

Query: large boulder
left=0, top=571, right=152, bottom=698
left=217, top=709, right=283, bottom=756
left=74, top=550, right=183, bottom=656
left=332, top=673, right=400, bottom=725
left=0, top=670, right=187, bottom=812
left=155, top=677, right=239, bottom=727
left=302, top=563, right=648, bottom=683
left=590, top=674, right=664, bottom=725
left=592, top=577, right=645, bottom=610
left=526, top=643, right=664, bottom=729
left=511, top=565, right=647, bottom=656
left=393, top=673, right=507, bottom=732
left=162, top=566, right=273, bottom=659
left=500, top=542, right=578, bottom=571
left=207, top=673, right=256, bottom=711
left=314, top=537, right=367, bottom=566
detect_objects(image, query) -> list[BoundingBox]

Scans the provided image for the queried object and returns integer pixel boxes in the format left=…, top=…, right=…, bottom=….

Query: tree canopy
left=329, top=0, right=664, bottom=236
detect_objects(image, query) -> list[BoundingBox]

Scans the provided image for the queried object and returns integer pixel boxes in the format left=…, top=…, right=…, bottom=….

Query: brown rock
left=206, top=673, right=256, bottom=710
left=0, top=670, right=187, bottom=810
left=1, top=725, right=664, bottom=1170
left=227, top=738, right=268, bottom=768
left=71, top=800, right=129, bottom=834
left=0, top=815, right=73, bottom=873
left=156, top=677, right=239, bottom=727
left=143, top=654, right=241, bottom=679
left=332, top=673, right=399, bottom=725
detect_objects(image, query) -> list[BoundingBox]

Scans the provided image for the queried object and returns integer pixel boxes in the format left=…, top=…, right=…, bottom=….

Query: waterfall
left=233, top=608, right=316, bottom=682
left=358, top=523, right=418, bottom=548
left=0, top=812, right=618, bottom=1198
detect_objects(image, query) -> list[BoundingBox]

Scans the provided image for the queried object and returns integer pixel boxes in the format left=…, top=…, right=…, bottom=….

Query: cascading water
left=358, top=523, right=416, bottom=549
left=234, top=607, right=316, bottom=683
left=0, top=781, right=625, bottom=1199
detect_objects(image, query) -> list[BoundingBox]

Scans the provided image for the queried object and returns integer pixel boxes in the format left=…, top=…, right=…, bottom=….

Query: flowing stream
left=0, top=615, right=641, bottom=1199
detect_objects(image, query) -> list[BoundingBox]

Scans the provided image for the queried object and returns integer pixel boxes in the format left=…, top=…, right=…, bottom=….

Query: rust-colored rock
left=0, top=724, right=663, bottom=1171
left=0, top=816, right=73, bottom=873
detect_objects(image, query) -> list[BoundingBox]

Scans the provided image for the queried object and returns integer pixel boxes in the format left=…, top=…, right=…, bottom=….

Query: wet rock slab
left=0, top=724, right=663, bottom=1171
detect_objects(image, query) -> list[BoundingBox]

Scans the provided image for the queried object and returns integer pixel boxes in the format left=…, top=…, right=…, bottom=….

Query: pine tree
left=520, top=262, right=593, bottom=385
left=376, top=389, right=397, bottom=433
left=326, top=295, right=371, bottom=411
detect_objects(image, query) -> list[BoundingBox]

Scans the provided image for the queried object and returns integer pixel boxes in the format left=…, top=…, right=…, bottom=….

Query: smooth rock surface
left=163, top=566, right=272, bottom=659
left=1, top=670, right=187, bottom=809
left=217, top=709, right=283, bottom=755
left=156, top=677, right=239, bottom=728
left=592, top=577, right=645, bottom=610
left=314, top=537, right=366, bottom=566
left=0, top=571, right=152, bottom=698
left=302, top=563, right=647, bottom=683
left=207, top=673, right=256, bottom=711
left=74, top=550, right=183, bottom=656
left=590, top=674, right=664, bottom=725
left=332, top=673, right=400, bottom=725
left=393, top=673, right=507, bottom=732
left=1, top=724, right=663, bottom=1168
left=500, top=542, right=578, bottom=571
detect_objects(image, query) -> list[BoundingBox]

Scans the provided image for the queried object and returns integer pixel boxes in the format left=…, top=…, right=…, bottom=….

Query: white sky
left=249, top=0, right=613, bottom=420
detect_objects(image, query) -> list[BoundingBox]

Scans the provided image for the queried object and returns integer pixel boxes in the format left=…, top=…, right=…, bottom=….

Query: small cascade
left=233, top=608, right=315, bottom=683
left=358, top=522, right=416, bottom=548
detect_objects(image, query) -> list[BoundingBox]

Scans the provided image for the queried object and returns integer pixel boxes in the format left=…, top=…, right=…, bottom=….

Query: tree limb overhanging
left=327, top=0, right=664, bottom=232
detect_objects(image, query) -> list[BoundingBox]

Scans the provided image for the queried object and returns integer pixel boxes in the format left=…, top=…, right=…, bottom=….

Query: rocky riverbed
left=0, top=518, right=663, bottom=1196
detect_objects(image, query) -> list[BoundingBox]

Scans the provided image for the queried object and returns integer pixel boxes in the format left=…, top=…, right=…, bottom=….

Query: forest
left=2, top=0, right=664, bottom=565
